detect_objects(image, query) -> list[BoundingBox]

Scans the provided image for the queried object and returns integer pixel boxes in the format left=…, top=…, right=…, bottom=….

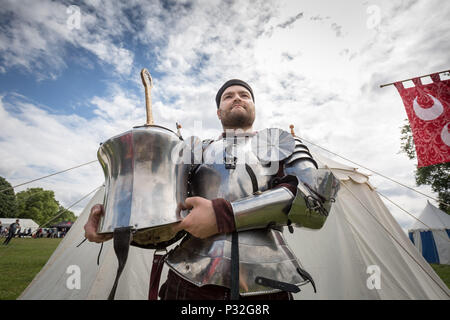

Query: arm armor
left=231, top=137, right=340, bottom=231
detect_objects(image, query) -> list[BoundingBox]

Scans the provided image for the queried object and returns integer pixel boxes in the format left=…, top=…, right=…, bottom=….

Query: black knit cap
left=215, top=79, right=254, bottom=108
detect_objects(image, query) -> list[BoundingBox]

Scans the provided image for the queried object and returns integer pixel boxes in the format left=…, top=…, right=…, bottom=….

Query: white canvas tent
left=19, top=154, right=450, bottom=300
left=408, top=201, right=450, bottom=265
left=0, top=218, right=39, bottom=233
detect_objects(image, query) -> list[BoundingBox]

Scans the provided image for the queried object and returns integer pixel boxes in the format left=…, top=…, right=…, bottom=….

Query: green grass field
left=0, top=237, right=62, bottom=300
left=0, top=237, right=449, bottom=300
left=430, top=263, right=450, bottom=289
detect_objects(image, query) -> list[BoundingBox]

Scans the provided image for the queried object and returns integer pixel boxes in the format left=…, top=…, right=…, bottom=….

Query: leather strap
left=97, top=242, right=104, bottom=266
left=297, top=267, right=317, bottom=293
left=255, top=276, right=300, bottom=293
left=230, top=144, right=259, bottom=300
left=108, top=227, right=133, bottom=300
left=245, top=163, right=258, bottom=194
left=148, top=251, right=167, bottom=300
left=230, top=231, right=240, bottom=300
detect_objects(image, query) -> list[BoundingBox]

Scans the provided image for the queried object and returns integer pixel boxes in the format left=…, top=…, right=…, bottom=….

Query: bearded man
left=84, top=79, right=339, bottom=300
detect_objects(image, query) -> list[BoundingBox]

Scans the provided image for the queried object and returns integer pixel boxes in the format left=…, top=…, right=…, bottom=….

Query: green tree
left=56, top=205, right=77, bottom=223
left=400, top=120, right=450, bottom=214
left=0, top=176, right=17, bottom=218
left=15, top=188, right=76, bottom=226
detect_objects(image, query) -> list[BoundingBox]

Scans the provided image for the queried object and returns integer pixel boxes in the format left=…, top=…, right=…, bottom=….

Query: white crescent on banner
left=441, top=123, right=450, bottom=147
left=413, top=94, right=444, bottom=121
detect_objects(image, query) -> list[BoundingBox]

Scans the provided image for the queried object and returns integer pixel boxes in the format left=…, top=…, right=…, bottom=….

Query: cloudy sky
left=0, top=0, right=449, bottom=232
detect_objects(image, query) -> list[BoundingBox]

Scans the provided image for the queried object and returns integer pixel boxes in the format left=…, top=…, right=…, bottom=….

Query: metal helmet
left=97, top=124, right=189, bottom=249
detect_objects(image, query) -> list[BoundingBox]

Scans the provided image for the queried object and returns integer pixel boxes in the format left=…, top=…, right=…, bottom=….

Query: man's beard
left=221, top=109, right=255, bottom=129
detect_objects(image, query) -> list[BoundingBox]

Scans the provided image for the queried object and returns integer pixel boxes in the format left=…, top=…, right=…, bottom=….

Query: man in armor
left=84, top=79, right=339, bottom=300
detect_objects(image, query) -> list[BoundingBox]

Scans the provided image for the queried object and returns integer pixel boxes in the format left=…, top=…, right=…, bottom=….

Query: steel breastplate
left=165, top=135, right=307, bottom=295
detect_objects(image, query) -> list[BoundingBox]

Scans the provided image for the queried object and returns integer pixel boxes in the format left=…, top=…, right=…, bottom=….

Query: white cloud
left=0, top=0, right=448, bottom=226
left=0, top=0, right=135, bottom=79
left=0, top=86, right=149, bottom=214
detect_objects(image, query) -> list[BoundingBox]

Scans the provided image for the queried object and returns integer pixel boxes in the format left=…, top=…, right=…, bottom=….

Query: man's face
left=217, top=85, right=255, bottom=129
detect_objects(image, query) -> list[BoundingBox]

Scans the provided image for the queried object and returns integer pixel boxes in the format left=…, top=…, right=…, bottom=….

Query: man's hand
left=172, top=197, right=219, bottom=239
left=84, top=204, right=113, bottom=243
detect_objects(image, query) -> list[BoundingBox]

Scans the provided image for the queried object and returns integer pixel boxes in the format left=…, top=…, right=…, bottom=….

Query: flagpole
left=379, top=69, right=450, bottom=88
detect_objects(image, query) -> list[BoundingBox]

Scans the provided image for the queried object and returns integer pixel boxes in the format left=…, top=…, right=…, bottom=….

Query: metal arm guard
left=231, top=137, right=340, bottom=231
left=231, top=187, right=295, bottom=231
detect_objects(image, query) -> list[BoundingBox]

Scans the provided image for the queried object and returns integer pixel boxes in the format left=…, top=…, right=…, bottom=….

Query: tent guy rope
left=297, top=134, right=449, bottom=208
left=1, top=132, right=446, bottom=235
left=337, top=178, right=450, bottom=296
left=378, top=191, right=450, bottom=243
left=0, top=160, right=98, bottom=193
left=38, top=185, right=102, bottom=229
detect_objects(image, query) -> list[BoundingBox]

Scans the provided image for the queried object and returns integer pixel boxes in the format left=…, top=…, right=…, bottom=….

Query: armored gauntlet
left=232, top=137, right=340, bottom=231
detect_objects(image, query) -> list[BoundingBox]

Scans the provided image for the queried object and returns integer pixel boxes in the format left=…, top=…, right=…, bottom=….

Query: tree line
left=0, top=176, right=77, bottom=226
left=400, top=121, right=450, bottom=214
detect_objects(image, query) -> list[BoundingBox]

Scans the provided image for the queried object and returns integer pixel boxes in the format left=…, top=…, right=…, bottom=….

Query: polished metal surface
left=166, top=132, right=313, bottom=294
left=285, top=162, right=340, bottom=229
left=285, top=138, right=318, bottom=168
left=167, top=229, right=310, bottom=295
left=97, top=125, right=188, bottom=248
left=192, top=135, right=273, bottom=201
left=231, top=187, right=294, bottom=231
left=315, top=169, right=340, bottom=213
left=252, top=128, right=295, bottom=162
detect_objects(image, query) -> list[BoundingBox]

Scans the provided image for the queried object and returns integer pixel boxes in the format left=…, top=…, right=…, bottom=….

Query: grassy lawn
left=0, top=238, right=448, bottom=300
left=430, top=264, right=450, bottom=289
left=0, top=237, right=61, bottom=300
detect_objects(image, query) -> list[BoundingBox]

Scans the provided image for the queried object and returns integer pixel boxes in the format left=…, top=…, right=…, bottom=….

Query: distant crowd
left=0, top=227, right=69, bottom=239
left=33, top=227, right=69, bottom=239
left=0, top=220, right=69, bottom=243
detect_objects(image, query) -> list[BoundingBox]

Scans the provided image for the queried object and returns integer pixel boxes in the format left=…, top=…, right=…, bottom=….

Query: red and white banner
left=394, top=73, right=450, bottom=167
